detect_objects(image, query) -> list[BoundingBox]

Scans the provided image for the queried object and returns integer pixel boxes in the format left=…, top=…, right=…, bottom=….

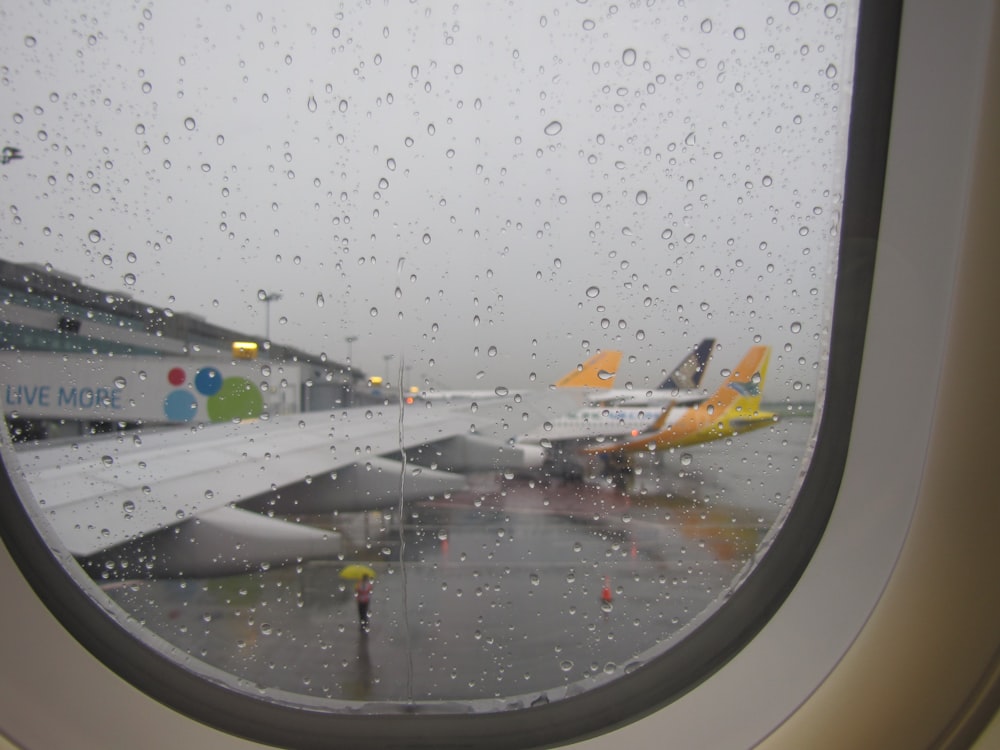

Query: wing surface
left=13, top=395, right=562, bottom=558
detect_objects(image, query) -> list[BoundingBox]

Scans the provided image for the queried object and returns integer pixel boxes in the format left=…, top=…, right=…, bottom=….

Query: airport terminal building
left=0, top=258, right=362, bottom=439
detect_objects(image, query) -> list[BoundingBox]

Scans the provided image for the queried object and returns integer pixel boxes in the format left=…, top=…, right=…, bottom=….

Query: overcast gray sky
left=0, top=0, right=856, bottom=399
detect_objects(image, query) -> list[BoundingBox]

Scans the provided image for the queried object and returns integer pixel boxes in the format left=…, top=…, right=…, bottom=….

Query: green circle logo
left=206, top=376, right=264, bottom=422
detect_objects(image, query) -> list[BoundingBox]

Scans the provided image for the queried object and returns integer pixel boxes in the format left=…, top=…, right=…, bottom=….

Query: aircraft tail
left=714, top=345, right=771, bottom=425
left=583, top=345, right=775, bottom=454
left=555, top=350, right=622, bottom=389
left=658, top=337, right=715, bottom=390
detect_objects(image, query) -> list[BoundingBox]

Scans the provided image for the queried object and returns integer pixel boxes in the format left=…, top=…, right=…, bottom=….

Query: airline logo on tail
left=727, top=379, right=760, bottom=397
left=583, top=345, right=776, bottom=455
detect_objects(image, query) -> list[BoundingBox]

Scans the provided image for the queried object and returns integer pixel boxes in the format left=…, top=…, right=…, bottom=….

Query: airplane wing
left=10, top=391, right=571, bottom=573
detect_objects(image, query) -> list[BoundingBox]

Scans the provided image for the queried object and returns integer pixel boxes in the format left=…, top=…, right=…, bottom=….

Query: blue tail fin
left=657, top=338, right=715, bottom=390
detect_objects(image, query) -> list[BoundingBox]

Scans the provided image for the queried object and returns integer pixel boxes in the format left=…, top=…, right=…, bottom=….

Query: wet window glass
left=0, top=0, right=856, bottom=724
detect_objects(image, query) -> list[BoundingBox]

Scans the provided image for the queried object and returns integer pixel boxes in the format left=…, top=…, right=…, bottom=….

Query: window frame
left=0, top=2, right=902, bottom=748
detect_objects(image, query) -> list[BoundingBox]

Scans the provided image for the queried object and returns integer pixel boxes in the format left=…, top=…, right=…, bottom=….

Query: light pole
left=345, top=335, right=358, bottom=367
left=258, top=291, right=283, bottom=351
left=345, top=335, right=358, bottom=405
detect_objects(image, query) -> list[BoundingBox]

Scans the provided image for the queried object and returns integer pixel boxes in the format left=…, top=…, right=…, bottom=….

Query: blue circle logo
left=194, top=367, right=223, bottom=396
left=163, top=390, right=198, bottom=422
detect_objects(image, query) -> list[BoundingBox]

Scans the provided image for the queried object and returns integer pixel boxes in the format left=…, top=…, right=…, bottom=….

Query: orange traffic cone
left=601, top=575, right=613, bottom=604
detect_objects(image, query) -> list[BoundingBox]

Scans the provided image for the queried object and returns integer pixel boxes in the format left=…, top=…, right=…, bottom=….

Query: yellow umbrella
left=339, top=564, right=376, bottom=581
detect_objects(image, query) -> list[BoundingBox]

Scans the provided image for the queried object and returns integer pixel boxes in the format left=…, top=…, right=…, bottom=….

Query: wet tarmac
left=102, top=415, right=810, bottom=709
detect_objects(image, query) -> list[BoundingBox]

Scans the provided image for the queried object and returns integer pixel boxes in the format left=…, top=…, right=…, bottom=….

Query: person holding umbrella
left=340, top=564, right=376, bottom=633
left=354, top=574, right=373, bottom=632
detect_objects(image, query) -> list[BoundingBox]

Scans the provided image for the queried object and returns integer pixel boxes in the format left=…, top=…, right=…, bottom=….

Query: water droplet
left=560, top=660, right=574, bottom=672
left=494, top=386, right=509, bottom=396
left=307, top=95, right=317, bottom=112
left=635, top=190, right=648, bottom=205
left=369, top=307, right=379, bottom=317
left=680, top=453, right=693, bottom=466
left=183, top=117, right=196, bottom=131
left=585, top=286, right=600, bottom=298
left=88, top=229, right=102, bottom=243
left=824, top=3, right=839, bottom=19
left=788, top=1, right=801, bottom=14
left=790, top=321, right=802, bottom=333
left=622, top=48, right=637, bottom=66
left=591, top=192, right=603, bottom=204
left=700, top=18, right=713, bottom=33
left=544, top=120, right=563, bottom=136
left=122, top=500, right=135, bottom=514
left=316, top=293, right=325, bottom=308
left=734, top=26, right=746, bottom=40
left=762, top=175, right=773, bottom=187
left=422, top=233, right=431, bottom=245
left=24, top=36, right=36, bottom=48
left=113, top=377, right=127, bottom=390
left=825, top=63, right=838, bottom=79
left=530, top=573, right=540, bottom=586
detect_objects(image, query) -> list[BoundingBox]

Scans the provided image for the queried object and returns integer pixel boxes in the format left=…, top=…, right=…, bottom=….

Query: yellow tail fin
left=555, top=350, right=622, bottom=389
left=703, top=344, right=770, bottom=419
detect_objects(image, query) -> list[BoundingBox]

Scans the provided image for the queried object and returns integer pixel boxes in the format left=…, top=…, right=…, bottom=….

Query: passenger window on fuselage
left=0, top=0, right=858, bottom=738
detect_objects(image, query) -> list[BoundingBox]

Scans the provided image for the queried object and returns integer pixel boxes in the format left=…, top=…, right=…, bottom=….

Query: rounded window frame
left=0, top=2, right=901, bottom=748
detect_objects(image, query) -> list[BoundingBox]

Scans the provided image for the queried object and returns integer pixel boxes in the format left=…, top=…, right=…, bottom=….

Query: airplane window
left=0, top=1, right=892, bottom=747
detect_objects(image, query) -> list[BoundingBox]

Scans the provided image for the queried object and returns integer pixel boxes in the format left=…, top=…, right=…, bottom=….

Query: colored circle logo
left=167, top=367, right=186, bottom=386
left=206, top=377, right=265, bottom=423
left=162, top=365, right=263, bottom=423
left=194, top=367, right=223, bottom=396
left=163, top=390, right=197, bottom=422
